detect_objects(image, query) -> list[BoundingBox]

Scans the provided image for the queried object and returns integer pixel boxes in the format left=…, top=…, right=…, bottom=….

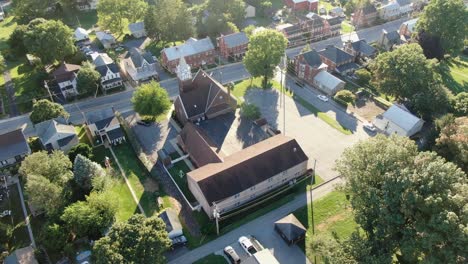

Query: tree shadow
left=243, top=88, right=280, bottom=130
left=438, top=60, right=468, bottom=94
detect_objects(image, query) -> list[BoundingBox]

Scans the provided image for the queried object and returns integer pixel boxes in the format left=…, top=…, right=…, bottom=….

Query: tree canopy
left=73, top=154, right=106, bottom=192
left=131, top=81, right=171, bottom=120
left=77, top=62, right=101, bottom=96
left=335, top=135, right=467, bottom=263
left=97, top=0, right=147, bottom=36
left=435, top=116, right=468, bottom=173
left=68, top=143, right=93, bottom=163
left=61, top=191, right=117, bottom=239
left=24, top=19, right=76, bottom=65
left=417, top=0, right=468, bottom=55
left=452, top=92, right=468, bottom=116
left=369, top=43, right=449, bottom=118
left=92, top=214, right=171, bottom=264
left=144, top=0, right=194, bottom=43
left=11, top=0, right=56, bottom=23
left=30, top=99, right=69, bottom=124
left=243, top=29, right=287, bottom=88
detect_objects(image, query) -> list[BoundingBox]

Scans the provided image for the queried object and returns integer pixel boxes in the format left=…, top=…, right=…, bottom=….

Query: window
left=250, top=186, right=256, bottom=191
left=234, top=193, right=240, bottom=199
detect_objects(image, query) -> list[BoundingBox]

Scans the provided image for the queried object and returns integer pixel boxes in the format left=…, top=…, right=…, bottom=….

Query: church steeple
left=176, top=56, right=192, bottom=81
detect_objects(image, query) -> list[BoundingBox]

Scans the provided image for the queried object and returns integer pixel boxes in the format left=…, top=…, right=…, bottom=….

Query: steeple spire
left=176, top=56, right=192, bottom=82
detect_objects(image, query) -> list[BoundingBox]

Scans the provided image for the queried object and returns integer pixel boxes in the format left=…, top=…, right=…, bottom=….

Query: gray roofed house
left=0, top=129, right=31, bottom=168
left=217, top=32, right=249, bottom=60
left=222, top=32, right=248, bottom=49
left=274, top=214, right=307, bottom=245
left=35, top=118, right=78, bottom=152
left=92, top=53, right=123, bottom=91
left=158, top=208, right=184, bottom=239
left=373, top=104, right=424, bottom=137
left=379, top=29, right=403, bottom=50
left=121, top=47, right=158, bottom=84
left=85, top=108, right=125, bottom=145
left=162, top=37, right=215, bottom=62
left=95, top=31, right=116, bottom=49
left=128, top=21, right=146, bottom=38
left=318, top=45, right=356, bottom=73
left=301, top=49, right=324, bottom=68
left=344, top=39, right=377, bottom=59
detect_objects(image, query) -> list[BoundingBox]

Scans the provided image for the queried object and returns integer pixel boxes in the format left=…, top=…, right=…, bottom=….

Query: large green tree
left=144, top=0, right=194, bottom=43
left=20, top=151, right=73, bottom=215
left=452, top=92, right=468, bottom=116
left=77, top=62, right=101, bottom=96
left=435, top=116, right=467, bottom=172
left=8, top=25, right=28, bottom=56
left=92, top=214, right=171, bottom=264
left=335, top=135, right=467, bottom=263
left=370, top=43, right=449, bottom=118
left=61, top=191, right=117, bottom=239
left=97, top=0, right=147, bottom=36
left=11, top=0, right=56, bottom=23
left=68, top=143, right=93, bottom=163
left=205, top=0, right=246, bottom=27
left=417, top=0, right=468, bottom=55
left=243, top=29, right=287, bottom=88
left=73, top=154, right=106, bottom=192
left=30, top=99, right=69, bottom=124
left=24, top=19, right=76, bottom=65
left=131, top=81, right=171, bottom=120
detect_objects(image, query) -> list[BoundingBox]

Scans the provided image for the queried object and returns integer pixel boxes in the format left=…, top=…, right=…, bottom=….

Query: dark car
left=224, top=246, right=241, bottom=264
left=170, top=235, right=187, bottom=250
left=137, top=120, right=152, bottom=127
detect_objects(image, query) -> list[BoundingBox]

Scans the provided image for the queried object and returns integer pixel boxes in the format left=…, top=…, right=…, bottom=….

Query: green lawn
left=166, top=160, right=197, bottom=204
left=193, top=254, right=227, bottom=264
left=232, top=77, right=285, bottom=104
left=294, top=191, right=357, bottom=260
left=0, top=185, right=31, bottom=253
left=112, top=143, right=160, bottom=217
left=440, top=56, right=468, bottom=94
left=341, top=21, right=354, bottom=33
left=0, top=16, right=17, bottom=52
left=75, top=125, right=91, bottom=145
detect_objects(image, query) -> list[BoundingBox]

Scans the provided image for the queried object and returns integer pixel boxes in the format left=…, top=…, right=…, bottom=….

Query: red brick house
left=217, top=32, right=249, bottom=61
left=318, top=45, right=358, bottom=74
left=284, top=0, right=318, bottom=12
left=300, top=12, right=326, bottom=41
left=351, top=4, right=378, bottom=28
left=161, top=37, right=215, bottom=73
left=277, top=23, right=306, bottom=48
left=293, top=49, right=327, bottom=85
left=321, top=15, right=342, bottom=37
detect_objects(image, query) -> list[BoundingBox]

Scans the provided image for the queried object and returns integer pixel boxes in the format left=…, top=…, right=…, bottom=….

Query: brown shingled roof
left=179, top=123, right=223, bottom=167
left=187, top=135, right=308, bottom=204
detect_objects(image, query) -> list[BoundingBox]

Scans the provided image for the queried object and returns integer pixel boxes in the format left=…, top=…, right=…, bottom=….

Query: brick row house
left=351, top=4, right=378, bottom=28
left=161, top=37, right=215, bottom=73
left=318, top=45, right=358, bottom=74
left=322, top=15, right=343, bottom=38
left=217, top=32, right=249, bottom=61
left=284, top=0, right=318, bottom=12
left=277, top=23, right=305, bottom=48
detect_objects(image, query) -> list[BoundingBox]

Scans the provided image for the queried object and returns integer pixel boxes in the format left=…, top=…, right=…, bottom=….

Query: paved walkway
left=108, top=146, right=146, bottom=217
left=168, top=177, right=342, bottom=264
left=3, top=70, right=20, bottom=116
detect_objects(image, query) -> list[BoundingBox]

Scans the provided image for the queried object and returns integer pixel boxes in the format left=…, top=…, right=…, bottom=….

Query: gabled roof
left=381, top=104, right=423, bottom=132
left=159, top=209, right=183, bottom=234
left=274, top=214, right=306, bottom=242
left=220, top=32, right=249, bottom=49
left=402, top=18, right=418, bottom=33
left=0, top=129, right=30, bottom=161
left=93, top=53, right=114, bottom=67
left=281, top=24, right=301, bottom=35
left=127, top=47, right=155, bottom=68
left=384, top=30, right=401, bottom=42
left=324, top=16, right=342, bottom=26
left=163, top=37, right=215, bottom=61
left=74, top=27, right=88, bottom=40
left=313, top=71, right=345, bottom=91
left=106, top=127, right=124, bottom=141
left=179, top=123, right=223, bottom=167
left=53, top=63, right=81, bottom=83
left=350, top=39, right=376, bottom=56
left=35, top=119, right=76, bottom=145
left=96, top=31, right=115, bottom=41
left=299, top=49, right=323, bottom=68
left=128, top=21, right=145, bottom=33
left=188, top=135, right=308, bottom=204
left=319, top=45, right=354, bottom=64
left=85, top=108, right=116, bottom=126
left=178, top=70, right=235, bottom=119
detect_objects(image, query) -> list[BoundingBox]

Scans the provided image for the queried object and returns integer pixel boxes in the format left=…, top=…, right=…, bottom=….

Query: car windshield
left=247, top=246, right=257, bottom=254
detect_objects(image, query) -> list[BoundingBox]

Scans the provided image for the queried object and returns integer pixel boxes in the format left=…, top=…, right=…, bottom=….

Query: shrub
left=334, top=90, right=356, bottom=104
left=355, top=68, right=372, bottom=86
left=240, top=103, right=261, bottom=120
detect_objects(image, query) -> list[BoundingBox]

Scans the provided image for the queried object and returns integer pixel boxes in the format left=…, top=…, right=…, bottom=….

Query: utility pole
left=43, top=81, right=54, bottom=102
left=311, top=159, right=317, bottom=264
left=213, top=204, right=220, bottom=236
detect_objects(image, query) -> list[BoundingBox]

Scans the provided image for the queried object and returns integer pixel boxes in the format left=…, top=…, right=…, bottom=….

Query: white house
left=85, top=108, right=125, bottom=146
left=245, top=4, right=256, bottom=18
left=121, top=47, right=158, bottom=85
left=373, top=104, right=424, bottom=137
left=378, top=1, right=401, bottom=20
left=128, top=21, right=146, bottom=38
left=313, top=71, right=345, bottom=95
left=35, top=119, right=78, bottom=153
left=92, top=53, right=123, bottom=91
left=96, top=31, right=116, bottom=49
left=52, top=62, right=81, bottom=98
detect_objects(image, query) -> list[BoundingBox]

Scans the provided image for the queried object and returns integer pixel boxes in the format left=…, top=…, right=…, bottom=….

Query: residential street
left=168, top=177, right=343, bottom=264
left=0, top=17, right=409, bottom=137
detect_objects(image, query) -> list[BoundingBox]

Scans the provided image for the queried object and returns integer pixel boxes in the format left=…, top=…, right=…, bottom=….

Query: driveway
left=245, top=87, right=368, bottom=181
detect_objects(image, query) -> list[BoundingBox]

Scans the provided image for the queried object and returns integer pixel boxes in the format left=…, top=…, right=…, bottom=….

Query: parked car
left=224, top=246, right=241, bottom=264
left=171, top=235, right=187, bottom=249
left=137, top=120, right=152, bottom=127
left=239, top=236, right=257, bottom=256
left=317, top=95, right=329, bottom=102
left=363, top=123, right=376, bottom=132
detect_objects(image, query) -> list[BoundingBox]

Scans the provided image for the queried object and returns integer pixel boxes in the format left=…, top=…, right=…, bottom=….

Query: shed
left=159, top=208, right=183, bottom=239
left=313, top=70, right=345, bottom=95
left=373, top=104, right=424, bottom=137
left=74, top=27, right=89, bottom=41
left=274, top=214, right=306, bottom=245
